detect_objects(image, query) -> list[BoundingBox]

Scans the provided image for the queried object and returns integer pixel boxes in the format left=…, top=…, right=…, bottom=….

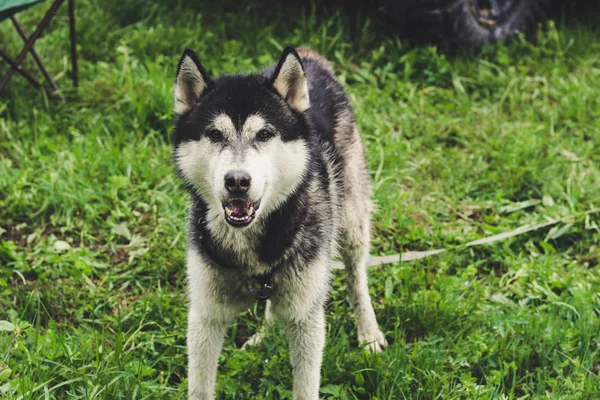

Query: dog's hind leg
left=339, top=129, right=387, bottom=353
left=242, top=299, right=274, bottom=349
left=340, top=212, right=387, bottom=353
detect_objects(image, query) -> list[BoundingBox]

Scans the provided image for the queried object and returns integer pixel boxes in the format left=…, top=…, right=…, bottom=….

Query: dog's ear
left=174, top=48, right=211, bottom=114
left=271, top=47, right=310, bottom=112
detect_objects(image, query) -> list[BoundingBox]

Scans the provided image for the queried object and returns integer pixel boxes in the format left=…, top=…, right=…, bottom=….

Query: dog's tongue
left=229, top=200, right=249, bottom=215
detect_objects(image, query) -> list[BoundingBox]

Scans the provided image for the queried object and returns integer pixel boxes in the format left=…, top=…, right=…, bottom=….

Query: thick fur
left=172, top=47, right=386, bottom=400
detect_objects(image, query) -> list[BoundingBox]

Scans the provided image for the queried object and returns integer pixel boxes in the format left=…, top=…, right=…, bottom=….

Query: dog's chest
left=213, top=271, right=278, bottom=302
left=209, top=223, right=273, bottom=275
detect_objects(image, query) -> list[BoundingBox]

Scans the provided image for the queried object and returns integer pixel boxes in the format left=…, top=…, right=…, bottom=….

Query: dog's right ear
left=174, top=48, right=211, bottom=114
left=271, top=47, right=309, bottom=113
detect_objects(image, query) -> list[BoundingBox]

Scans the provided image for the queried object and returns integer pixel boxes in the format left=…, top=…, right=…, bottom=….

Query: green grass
left=1, top=0, right=600, bottom=398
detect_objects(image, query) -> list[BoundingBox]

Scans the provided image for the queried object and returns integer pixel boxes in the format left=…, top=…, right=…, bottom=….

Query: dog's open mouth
left=223, top=199, right=260, bottom=227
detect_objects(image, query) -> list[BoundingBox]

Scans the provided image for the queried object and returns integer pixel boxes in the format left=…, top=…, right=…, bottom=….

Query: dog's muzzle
left=223, top=198, right=261, bottom=227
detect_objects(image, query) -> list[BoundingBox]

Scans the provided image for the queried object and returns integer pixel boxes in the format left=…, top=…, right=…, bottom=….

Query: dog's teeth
left=247, top=206, right=254, bottom=215
left=225, top=207, right=233, bottom=216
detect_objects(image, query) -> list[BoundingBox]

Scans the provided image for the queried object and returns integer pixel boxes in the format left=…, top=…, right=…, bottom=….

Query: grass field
left=1, top=1, right=600, bottom=398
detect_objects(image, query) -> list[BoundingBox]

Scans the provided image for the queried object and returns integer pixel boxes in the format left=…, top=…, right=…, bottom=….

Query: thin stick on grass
left=333, top=208, right=600, bottom=269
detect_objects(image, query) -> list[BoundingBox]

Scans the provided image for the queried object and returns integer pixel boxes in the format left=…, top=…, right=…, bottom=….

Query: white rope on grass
left=332, top=208, right=600, bottom=270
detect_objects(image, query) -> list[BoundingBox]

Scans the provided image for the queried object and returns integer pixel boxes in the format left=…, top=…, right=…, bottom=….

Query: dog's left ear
left=174, top=48, right=211, bottom=114
left=271, top=47, right=310, bottom=112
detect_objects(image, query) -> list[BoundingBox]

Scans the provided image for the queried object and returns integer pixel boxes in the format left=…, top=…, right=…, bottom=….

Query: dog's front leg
left=187, top=309, right=230, bottom=400
left=282, top=306, right=326, bottom=400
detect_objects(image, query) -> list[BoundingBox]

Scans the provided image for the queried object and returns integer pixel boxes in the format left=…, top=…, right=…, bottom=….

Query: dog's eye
left=256, top=129, right=274, bottom=142
left=207, top=129, right=224, bottom=142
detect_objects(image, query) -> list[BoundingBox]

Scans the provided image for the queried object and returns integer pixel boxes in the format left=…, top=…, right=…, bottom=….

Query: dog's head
left=172, top=47, right=310, bottom=229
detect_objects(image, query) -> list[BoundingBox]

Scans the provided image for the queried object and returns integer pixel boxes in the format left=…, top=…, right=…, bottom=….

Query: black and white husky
left=172, top=46, right=387, bottom=400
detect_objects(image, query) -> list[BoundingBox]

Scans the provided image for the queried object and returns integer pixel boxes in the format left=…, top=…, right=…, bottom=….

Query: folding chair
left=0, top=0, right=78, bottom=97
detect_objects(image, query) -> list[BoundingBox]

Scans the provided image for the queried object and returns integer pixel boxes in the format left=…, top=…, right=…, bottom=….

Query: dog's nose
left=224, top=171, right=251, bottom=194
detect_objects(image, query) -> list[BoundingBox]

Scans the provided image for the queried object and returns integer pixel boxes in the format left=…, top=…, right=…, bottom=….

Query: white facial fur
left=175, top=113, right=308, bottom=229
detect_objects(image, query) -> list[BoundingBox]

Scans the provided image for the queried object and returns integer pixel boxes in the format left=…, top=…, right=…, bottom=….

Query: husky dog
left=172, top=46, right=387, bottom=400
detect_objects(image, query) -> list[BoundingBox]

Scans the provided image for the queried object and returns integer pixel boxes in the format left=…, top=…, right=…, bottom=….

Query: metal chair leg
left=10, top=16, right=61, bottom=93
left=0, top=0, right=65, bottom=92
left=68, top=0, right=78, bottom=88
left=0, top=48, right=46, bottom=91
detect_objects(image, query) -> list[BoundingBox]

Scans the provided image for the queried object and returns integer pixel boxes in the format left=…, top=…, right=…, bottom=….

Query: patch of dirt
left=577, top=252, right=599, bottom=268
left=1, top=222, right=63, bottom=248
left=1, top=222, right=30, bottom=247
left=486, top=260, right=508, bottom=278
left=455, top=203, right=492, bottom=223
left=1, top=221, right=133, bottom=267
left=113, top=247, right=130, bottom=265
left=234, top=322, right=252, bottom=348
left=435, top=129, right=465, bottom=149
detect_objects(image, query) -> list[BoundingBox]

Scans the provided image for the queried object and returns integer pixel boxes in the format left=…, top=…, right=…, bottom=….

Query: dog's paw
left=241, top=332, right=266, bottom=349
left=358, top=329, right=387, bottom=353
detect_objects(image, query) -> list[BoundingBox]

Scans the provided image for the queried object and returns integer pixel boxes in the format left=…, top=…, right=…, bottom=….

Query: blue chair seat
left=0, top=0, right=43, bottom=22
